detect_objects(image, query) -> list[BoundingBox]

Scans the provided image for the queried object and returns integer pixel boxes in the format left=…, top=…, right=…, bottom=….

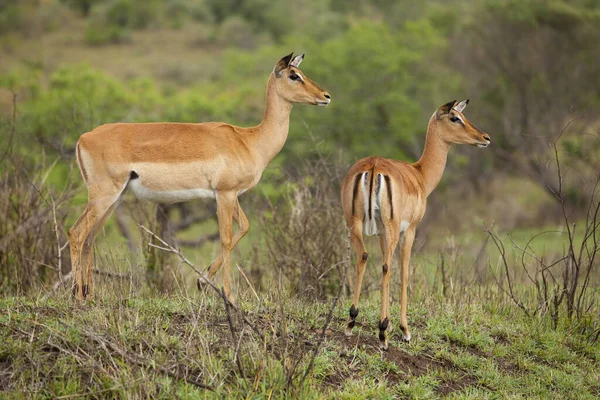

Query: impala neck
left=255, top=73, right=293, bottom=166
left=414, top=115, right=451, bottom=197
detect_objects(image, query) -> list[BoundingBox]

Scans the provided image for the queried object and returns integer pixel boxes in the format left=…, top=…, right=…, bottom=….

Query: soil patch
left=443, top=336, right=520, bottom=374
left=328, top=328, right=478, bottom=393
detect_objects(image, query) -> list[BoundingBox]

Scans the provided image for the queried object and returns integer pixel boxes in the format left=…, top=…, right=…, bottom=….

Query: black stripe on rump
left=368, top=167, right=375, bottom=219
left=384, top=175, right=393, bottom=219
left=351, top=173, right=362, bottom=215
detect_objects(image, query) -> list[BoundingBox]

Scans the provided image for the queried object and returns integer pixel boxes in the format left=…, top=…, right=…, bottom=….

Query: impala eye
left=450, top=116, right=460, bottom=123
left=289, top=73, right=300, bottom=81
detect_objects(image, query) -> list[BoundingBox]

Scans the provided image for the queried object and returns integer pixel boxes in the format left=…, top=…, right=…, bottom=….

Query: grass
left=2, top=286, right=599, bottom=399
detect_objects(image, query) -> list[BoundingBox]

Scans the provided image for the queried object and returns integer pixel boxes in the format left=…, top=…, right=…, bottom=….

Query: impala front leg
left=213, top=191, right=236, bottom=302
left=204, top=199, right=249, bottom=279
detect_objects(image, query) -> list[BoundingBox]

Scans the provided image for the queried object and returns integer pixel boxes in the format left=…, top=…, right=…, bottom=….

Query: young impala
left=341, top=100, right=491, bottom=349
left=69, top=53, right=331, bottom=301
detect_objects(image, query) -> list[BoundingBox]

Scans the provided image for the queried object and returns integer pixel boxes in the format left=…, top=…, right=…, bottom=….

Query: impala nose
left=483, top=134, right=490, bottom=142
left=324, top=93, right=331, bottom=99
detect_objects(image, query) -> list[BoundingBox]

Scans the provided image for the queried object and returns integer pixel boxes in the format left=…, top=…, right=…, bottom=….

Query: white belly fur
left=129, top=179, right=216, bottom=203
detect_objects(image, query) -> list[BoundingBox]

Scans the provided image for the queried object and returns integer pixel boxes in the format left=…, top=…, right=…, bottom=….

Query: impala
left=341, top=100, right=490, bottom=349
left=69, top=53, right=331, bottom=301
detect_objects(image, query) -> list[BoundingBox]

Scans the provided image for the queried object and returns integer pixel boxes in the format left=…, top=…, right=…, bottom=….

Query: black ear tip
left=466, top=98, right=470, bottom=104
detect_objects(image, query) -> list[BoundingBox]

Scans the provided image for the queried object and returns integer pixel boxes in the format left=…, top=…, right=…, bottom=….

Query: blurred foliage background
left=1, top=0, right=600, bottom=295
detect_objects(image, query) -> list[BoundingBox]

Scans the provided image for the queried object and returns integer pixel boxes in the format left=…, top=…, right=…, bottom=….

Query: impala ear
left=453, top=99, right=469, bottom=113
left=274, top=52, right=294, bottom=76
left=289, top=53, right=304, bottom=68
left=437, top=100, right=457, bottom=118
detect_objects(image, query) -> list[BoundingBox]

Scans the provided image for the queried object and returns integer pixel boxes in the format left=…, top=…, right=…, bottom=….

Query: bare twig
left=237, top=263, right=259, bottom=302
left=139, top=224, right=203, bottom=276
left=222, top=288, right=245, bottom=379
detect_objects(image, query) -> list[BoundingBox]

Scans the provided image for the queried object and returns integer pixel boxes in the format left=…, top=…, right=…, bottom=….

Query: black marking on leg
left=368, top=167, right=375, bottom=219
left=83, top=284, right=89, bottom=298
left=362, top=252, right=368, bottom=261
left=72, top=283, right=78, bottom=297
left=349, top=305, right=359, bottom=319
left=351, top=174, right=362, bottom=215
left=400, top=325, right=408, bottom=334
left=382, top=263, right=388, bottom=274
left=384, top=175, right=393, bottom=219
left=130, top=171, right=139, bottom=179
left=379, top=317, right=390, bottom=341
left=348, top=305, right=359, bottom=329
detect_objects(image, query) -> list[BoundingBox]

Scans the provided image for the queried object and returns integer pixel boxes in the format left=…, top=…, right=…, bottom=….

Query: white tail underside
left=363, top=172, right=383, bottom=236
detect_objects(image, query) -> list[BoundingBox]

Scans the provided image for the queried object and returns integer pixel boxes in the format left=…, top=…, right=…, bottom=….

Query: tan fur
left=341, top=100, right=490, bottom=349
left=69, top=53, right=330, bottom=301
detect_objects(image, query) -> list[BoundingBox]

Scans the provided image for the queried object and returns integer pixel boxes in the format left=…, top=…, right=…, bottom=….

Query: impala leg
left=399, top=227, right=416, bottom=342
left=379, top=224, right=400, bottom=350
left=81, top=199, right=121, bottom=298
left=69, top=183, right=125, bottom=300
left=345, top=220, right=368, bottom=337
left=214, top=192, right=236, bottom=302
left=205, top=199, right=249, bottom=279
left=69, top=206, right=93, bottom=300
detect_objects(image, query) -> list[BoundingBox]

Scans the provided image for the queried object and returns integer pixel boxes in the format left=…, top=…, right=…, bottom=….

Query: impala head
left=436, top=99, right=491, bottom=148
left=273, top=53, right=331, bottom=106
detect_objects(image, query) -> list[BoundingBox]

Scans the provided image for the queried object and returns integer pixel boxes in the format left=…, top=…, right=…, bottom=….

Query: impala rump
left=350, top=167, right=393, bottom=237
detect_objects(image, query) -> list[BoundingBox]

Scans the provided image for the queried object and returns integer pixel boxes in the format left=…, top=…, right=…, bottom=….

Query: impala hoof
left=401, top=327, right=412, bottom=343
left=344, top=328, right=353, bottom=337
left=196, top=274, right=212, bottom=291
left=379, top=340, right=389, bottom=351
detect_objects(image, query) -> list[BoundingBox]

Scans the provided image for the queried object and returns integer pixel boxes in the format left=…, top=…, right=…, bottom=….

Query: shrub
left=0, top=147, right=75, bottom=295
left=262, top=158, right=347, bottom=299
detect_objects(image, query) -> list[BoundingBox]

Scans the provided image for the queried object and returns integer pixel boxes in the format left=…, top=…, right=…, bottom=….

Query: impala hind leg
left=379, top=224, right=400, bottom=350
left=80, top=199, right=122, bottom=298
left=399, top=227, right=416, bottom=342
left=69, top=206, right=93, bottom=299
left=345, top=220, right=368, bottom=337
left=69, top=183, right=126, bottom=300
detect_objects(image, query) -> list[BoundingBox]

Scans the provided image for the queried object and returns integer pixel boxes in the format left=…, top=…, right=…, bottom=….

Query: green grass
left=2, top=288, right=599, bottom=398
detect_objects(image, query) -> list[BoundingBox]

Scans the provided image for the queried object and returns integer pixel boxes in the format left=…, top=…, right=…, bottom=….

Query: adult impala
left=341, top=100, right=490, bottom=349
left=69, top=53, right=330, bottom=301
